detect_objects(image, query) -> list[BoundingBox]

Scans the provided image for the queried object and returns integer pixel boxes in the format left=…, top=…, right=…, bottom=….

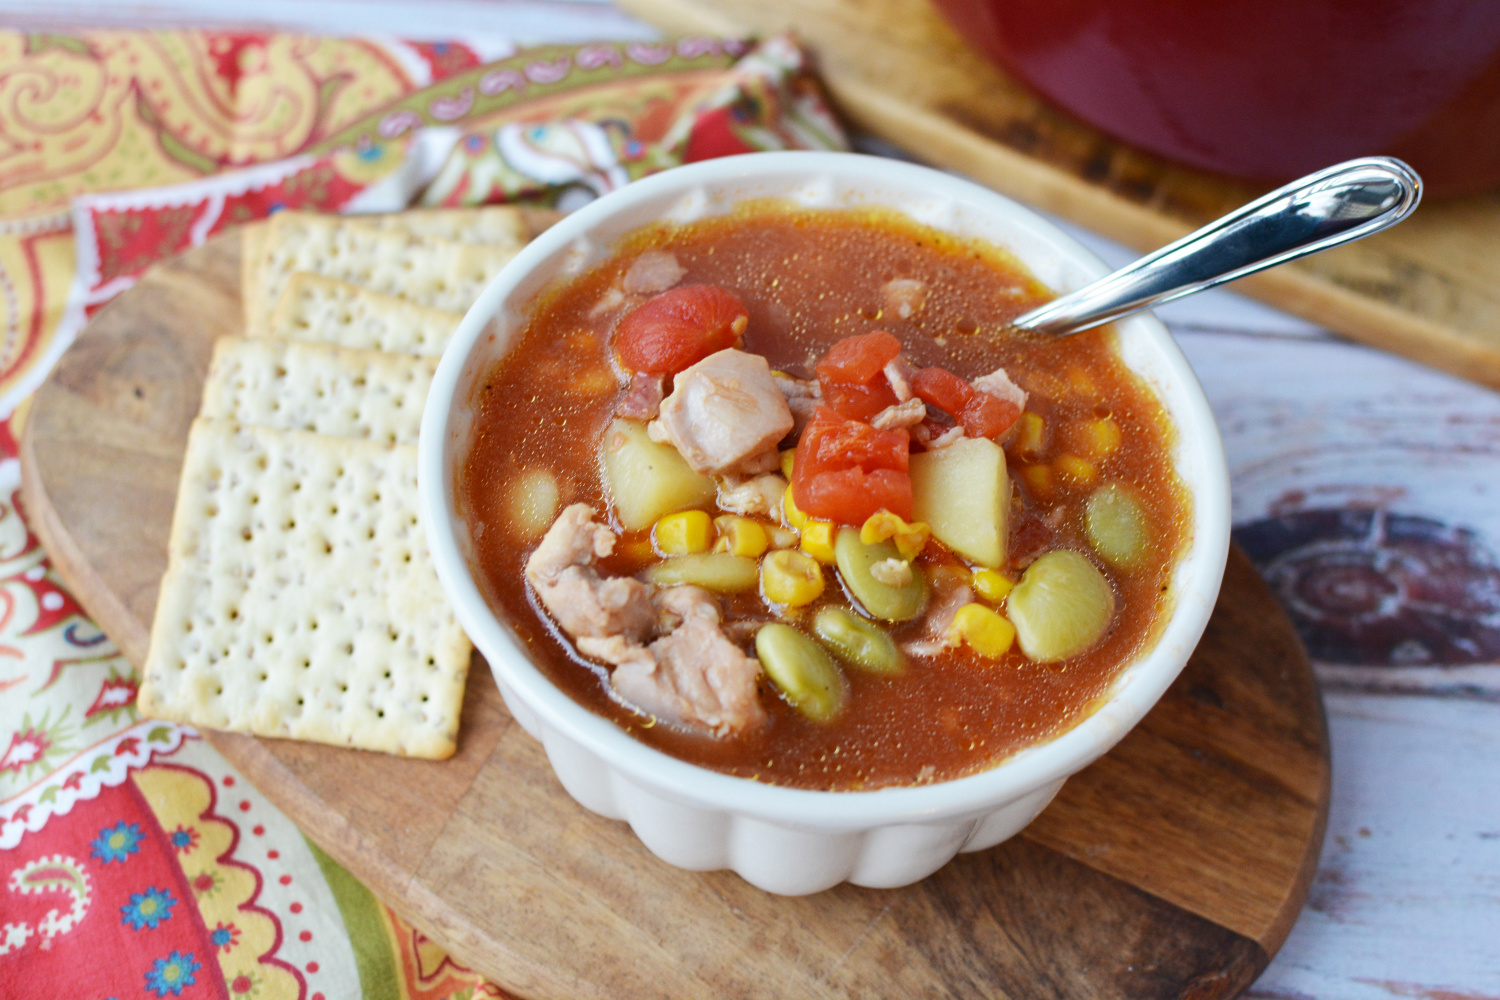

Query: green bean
left=754, top=623, right=848, bottom=723
left=833, top=527, right=928, bottom=622
left=1084, top=484, right=1149, bottom=570
left=813, top=607, right=904, bottom=675
left=643, top=553, right=759, bottom=593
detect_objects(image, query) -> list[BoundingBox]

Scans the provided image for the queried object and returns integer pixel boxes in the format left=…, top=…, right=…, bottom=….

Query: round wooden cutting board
left=20, top=229, right=1330, bottom=1000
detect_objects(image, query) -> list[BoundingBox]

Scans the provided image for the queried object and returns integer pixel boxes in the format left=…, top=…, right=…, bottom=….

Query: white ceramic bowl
left=419, top=152, right=1231, bottom=895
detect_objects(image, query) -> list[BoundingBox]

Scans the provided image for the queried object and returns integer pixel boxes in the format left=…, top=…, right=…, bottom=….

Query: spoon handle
left=1011, top=156, right=1422, bottom=337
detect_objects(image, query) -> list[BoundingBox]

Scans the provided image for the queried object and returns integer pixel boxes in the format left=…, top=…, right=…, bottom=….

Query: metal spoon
left=1010, top=157, right=1422, bottom=337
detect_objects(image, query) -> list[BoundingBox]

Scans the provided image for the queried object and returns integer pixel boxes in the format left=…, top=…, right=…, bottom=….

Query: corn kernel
left=1056, top=455, right=1097, bottom=485
left=1011, top=412, right=1048, bottom=461
left=1067, top=366, right=1098, bottom=396
left=567, top=368, right=617, bottom=396
left=859, top=510, right=931, bottom=559
left=783, top=484, right=808, bottom=529
left=761, top=549, right=825, bottom=607
left=799, top=520, right=838, bottom=564
left=713, top=516, right=770, bottom=558
left=1017, top=463, right=1053, bottom=498
left=768, top=526, right=799, bottom=549
left=972, top=569, right=1013, bottom=603
left=1079, top=417, right=1122, bottom=459
left=653, top=510, right=712, bottom=555
left=948, top=603, right=1016, bottom=659
left=780, top=449, right=797, bottom=480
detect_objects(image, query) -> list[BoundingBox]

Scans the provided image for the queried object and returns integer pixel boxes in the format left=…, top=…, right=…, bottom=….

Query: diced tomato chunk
left=614, top=285, right=748, bottom=375
left=961, top=390, right=1022, bottom=439
left=822, top=378, right=899, bottom=422
left=815, top=331, right=901, bottom=386
left=795, top=407, right=909, bottom=479
left=911, top=366, right=974, bottom=416
left=794, top=468, right=913, bottom=525
left=792, top=407, right=911, bottom=525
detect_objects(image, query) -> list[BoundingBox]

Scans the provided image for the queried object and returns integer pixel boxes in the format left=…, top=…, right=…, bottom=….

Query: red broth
left=460, top=204, right=1190, bottom=790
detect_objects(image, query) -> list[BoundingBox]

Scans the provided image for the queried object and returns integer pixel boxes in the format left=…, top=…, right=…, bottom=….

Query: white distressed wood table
left=9, top=1, right=1498, bottom=996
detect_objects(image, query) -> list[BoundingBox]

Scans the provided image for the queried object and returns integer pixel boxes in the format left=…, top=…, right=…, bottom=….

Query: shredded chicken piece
left=772, top=372, right=822, bottom=436
left=904, top=576, right=973, bottom=657
left=527, top=512, right=766, bottom=737
left=883, top=355, right=917, bottom=402
left=653, top=585, right=719, bottom=632
left=971, top=366, right=1027, bottom=411
left=871, top=397, right=927, bottom=431
left=576, top=634, right=655, bottom=669
left=912, top=422, right=965, bottom=449
left=611, top=594, right=767, bottom=736
left=525, top=505, right=655, bottom=642
left=617, top=371, right=666, bottom=420
left=622, top=250, right=686, bottom=295
left=882, top=278, right=928, bottom=320
left=656, top=348, right=794, bottom=476
left=870, top=558, right=914, bottom=587
left=589, top=285, right=644, bottom=318
left=715, top=473, right=788, bottom=519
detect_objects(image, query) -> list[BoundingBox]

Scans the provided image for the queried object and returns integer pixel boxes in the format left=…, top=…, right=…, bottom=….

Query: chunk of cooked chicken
left=622, top=250, right=686, bottom=295
left=612, top=610, right=767, bottom=736
left=715, top=473, right=788, bottom=519
left=656, top=348, right=794, bottom=476
left=882, top=278, right=928, bottom=319
left=883, top=355, right=917, bottom=402
left=912, top=421, right=965, bottom=449
left=971, top=365, right=1027, bottom=411
left=772, top=372, right=822, bottom=435
left=525, top=504, right=654, bottom=642
left=871, top=397, right=927, bottom=431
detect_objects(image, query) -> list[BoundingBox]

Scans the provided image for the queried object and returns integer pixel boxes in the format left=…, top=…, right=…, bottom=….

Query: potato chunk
left=909, top=436, right=1010, bottom=569
left=505, top=469, right=560, bottom=540
left=599, top=418, right=716, bottom=531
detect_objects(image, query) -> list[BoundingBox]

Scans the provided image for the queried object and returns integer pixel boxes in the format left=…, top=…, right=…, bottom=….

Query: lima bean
left=813, top=607, right=904, bottom=675
left=755, top=623, right=848, bottom=722
left=1084, top=484, right=1148, bottom=569
left=1006, top=550, right=1116, bottom=662
left=644, top=553, right=759, bottom=593
left=834, top=527, right=928, bottom=622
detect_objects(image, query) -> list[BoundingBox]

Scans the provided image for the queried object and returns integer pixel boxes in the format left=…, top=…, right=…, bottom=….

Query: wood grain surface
left=20, top=231, right=1331, bottom=1000
left=616, top=0, right=1500, bottom=391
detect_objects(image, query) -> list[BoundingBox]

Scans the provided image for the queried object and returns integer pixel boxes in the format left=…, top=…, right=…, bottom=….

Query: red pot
left=931, top=0, right=1500, bottom=196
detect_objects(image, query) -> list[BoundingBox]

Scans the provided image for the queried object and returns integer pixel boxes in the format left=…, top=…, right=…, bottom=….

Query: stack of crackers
left=137, top=208, right=531, bottom=759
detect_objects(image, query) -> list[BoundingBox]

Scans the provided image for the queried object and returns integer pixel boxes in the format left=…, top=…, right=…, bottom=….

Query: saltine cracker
left=267, top=274, right=462, bottom=357
left=248, top=212, right=516, bottom=334
left=200, top=336, right=436, bottom=444
left=139, top=419, right=470, bottom=759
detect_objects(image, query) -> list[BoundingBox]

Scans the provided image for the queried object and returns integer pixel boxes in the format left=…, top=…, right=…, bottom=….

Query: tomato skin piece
left=795, top=468, right=913, bottom=525
left=614, top=285, right=749, bottom=375
left=815, top=331, right=901, bottom=385
left=961, top=390, right=1022, bottom=439
left=911, top=366, right=974, bottom=416
left=822, top=378, right=899, bottom=422
left=795, top=407, right=909, bottom=479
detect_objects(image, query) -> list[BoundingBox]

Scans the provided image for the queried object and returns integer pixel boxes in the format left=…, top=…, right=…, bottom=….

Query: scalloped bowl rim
left=419, top=151, right=1230, bottom=832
